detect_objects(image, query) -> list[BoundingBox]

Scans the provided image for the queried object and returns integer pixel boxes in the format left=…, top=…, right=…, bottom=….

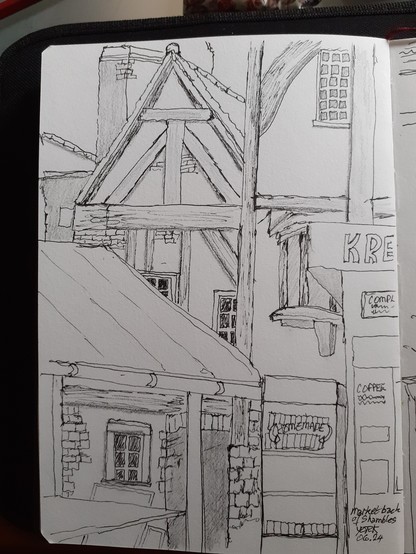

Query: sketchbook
left=36, top=30, right=415, bottom=554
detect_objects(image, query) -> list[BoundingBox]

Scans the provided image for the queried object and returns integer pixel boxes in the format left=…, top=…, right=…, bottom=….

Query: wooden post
left=236, top=42, right=264, bottom=360
left=125, top=230, right=138, bottom=267
left=179, top=230, right=191, bottom=310
left=232, top=397, right=250, bottom=447
left=186, top=392, right=203, bottom=552
left=335, top=384, right=348, bottom=554
left=347, top=45, right=376, bottom=224
left=144, top=230, right=155, bottom=272
left=52, top=376, right=63, bottom=496
left=164, top=120, right=185, bottom=205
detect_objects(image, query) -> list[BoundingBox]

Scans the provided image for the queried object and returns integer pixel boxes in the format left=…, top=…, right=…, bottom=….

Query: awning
left=39, top=241, right=258, bottom=384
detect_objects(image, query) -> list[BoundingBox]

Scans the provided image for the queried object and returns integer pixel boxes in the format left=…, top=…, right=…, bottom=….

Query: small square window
left=106, top=421, right=151, bottom=485
left=142, top=273, right=178, bottom=302
left=58, top=207, right=73, bottom=228
left=316, top=49, right=351, bottom=127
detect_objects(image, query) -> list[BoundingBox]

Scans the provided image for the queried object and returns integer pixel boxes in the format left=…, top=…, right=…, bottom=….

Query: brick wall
left=73, top=229, right=126, bottom=249
left=228, top=402, right=262, bottom=530
left=61, top=405, right=91, bottom=497
left=158, top=413, right=187, bottom=550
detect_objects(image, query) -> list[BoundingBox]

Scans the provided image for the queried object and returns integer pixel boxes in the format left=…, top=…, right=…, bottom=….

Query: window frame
left=313, top=48, right=352, bottom=129
left=213, top=290, right=237, bottom=346
left=105, top=420, right=152, bottom=486
left=141, top=271, right=178, bottom=303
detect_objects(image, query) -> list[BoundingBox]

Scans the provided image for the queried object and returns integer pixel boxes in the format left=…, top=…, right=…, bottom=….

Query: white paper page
left=390, top=38, right=416, bottom=554
left=38, top=34, right=402, bottom=554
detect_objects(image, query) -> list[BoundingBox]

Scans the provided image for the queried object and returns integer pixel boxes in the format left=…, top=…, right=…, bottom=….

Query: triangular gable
left=78, top=44, right=244, bottom=206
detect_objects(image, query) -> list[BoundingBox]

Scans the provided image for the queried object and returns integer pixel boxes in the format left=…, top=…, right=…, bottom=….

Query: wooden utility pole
left=347, top=45, right=376, bottom=224
left=236, top=41, right=264, bottom=361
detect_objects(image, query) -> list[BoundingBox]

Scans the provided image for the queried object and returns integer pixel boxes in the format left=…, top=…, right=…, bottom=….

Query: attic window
left=58, top=207, right=74, bottom=228
left=314, top=49, right=351, bottom=128
left=143, top=272, right=178, bottom=303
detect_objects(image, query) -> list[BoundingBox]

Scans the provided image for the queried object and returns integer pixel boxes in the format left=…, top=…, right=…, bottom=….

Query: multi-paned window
left=315, top=49, right=352, bottom=128
left=106, top=420, right=151, bottom=485
left=213, top=290, right=237, bottom=346
left=142, top=272, right=178, bottom=302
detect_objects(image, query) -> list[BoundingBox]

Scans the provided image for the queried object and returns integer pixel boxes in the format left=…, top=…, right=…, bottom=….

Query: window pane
left=128, top=452, right=140, bottom=468
left=158, top=278, right=169, bottom=291
left=128, top=470, right=138, bottom=482
left=220, top=313, right=230, bottom=329
left=219, top=331, right=228, bottom=341
left=114, top=434, right=126, bottom=450
left=114, top=451, right=125, bottom=467
left=232, top=298, right=237, bottom=312
left=128, top=435, right=141, bottom=452
left=230, top=332, right=236, bottom=346
left=220, top=298, right=232, bottom=313
left=116, top=469, right=125, bottom=480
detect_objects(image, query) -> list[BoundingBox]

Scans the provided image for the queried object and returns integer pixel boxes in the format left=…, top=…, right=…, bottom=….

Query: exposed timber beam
left=236, top=41, right=264, bottom=361
left=372, top=196, right=395, bottom=220
left=141, top=108, right=211, bottom=121
left=74, top=204, right=242, bottom=231
left=164, top=120, right=185, bottom=204
left=179, top=231, right=192, bottom=310
left=183, top=127, right=240, bottom=203
left=43, top=363, right=261, bottom=400
left=200, top=230, right=237, bottom=287
left=104, top=131, right=167, bottom=204
left=78, top=54, right=175, bottom=204
left=256, top=194, right=348, bottom=213
left=347, top=45, right=376, bottom=224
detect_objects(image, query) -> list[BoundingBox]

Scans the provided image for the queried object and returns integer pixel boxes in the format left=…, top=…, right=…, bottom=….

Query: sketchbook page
left=390, top=38, right=416, bottom=554
left=38, top=34, right=401, bottom=554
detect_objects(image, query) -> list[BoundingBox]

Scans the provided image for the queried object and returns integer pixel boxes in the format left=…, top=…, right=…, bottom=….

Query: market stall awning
left=39, top=241, right=258, bottom=384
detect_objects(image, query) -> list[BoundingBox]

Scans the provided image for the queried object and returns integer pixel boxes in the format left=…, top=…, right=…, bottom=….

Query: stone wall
left=159, top=413, right=187, bottom=550
left=73, top=228, right=126, bottom=250
left=228, top=401, right=262, bottom=530
left=61, top=405, right=91, bottom=497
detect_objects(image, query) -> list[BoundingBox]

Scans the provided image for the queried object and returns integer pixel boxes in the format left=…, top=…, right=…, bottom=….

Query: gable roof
left=78, top=43, right=245, bottom=206
left=39, top=241, right=258, bottom=383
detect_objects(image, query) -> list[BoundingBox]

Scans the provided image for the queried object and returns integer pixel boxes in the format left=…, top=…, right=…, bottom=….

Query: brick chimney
left=96, top=45, right=164, bottom=162
left=96, top=46, right=136, bottom=161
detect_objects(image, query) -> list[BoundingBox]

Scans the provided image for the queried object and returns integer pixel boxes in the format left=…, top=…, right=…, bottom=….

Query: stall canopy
left=39, top=241, right=258, bottom=384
